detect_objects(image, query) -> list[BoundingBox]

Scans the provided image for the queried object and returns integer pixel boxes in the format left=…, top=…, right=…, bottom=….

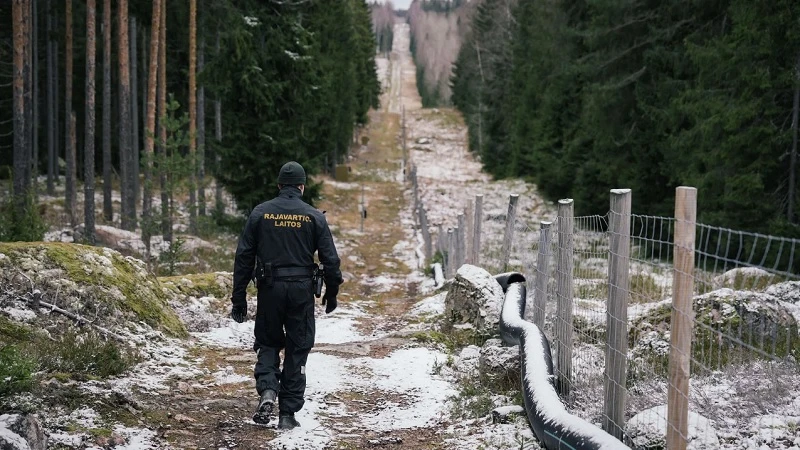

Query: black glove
left=230, top=299, right=247, bottom=323
left=322, top=295, right=337, bottom=314
left=321, top=284, right=339, bottom=314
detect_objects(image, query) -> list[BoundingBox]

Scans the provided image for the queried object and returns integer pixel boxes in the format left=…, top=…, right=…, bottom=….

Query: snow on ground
left=271, top=346, right=455, bottom=449
left=193, top=318, right=254, bottom=348
left=315, top=302, right=375, bottom=344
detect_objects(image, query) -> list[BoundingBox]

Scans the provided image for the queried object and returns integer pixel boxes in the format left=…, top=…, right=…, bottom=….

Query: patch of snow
left=47, top=431, right=83, bottom=447
left=357, top=347, right=456, bottom=430
left=0, top=415, right=30, bottom=450
left=407, top=292, right=446, bottom=317
left=627, top=405, right=719, bottom=450
left=112, top=425, right=158, bottom=450
left=212, top=366, right=251, bottom=385
left=445, top=419, right=539, bottom=450
left=315, top=303, right=373, bottom=344
left=1, top=306, right=36, bottom=322
left=192, top=319, right=254, bottom=349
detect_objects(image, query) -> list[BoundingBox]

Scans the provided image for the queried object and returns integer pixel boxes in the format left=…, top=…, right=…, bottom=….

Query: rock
left=0, top=242, right=187, bottom=338
left=0, top=414, right=46, bottom=450
left=454, top=345, right=481, bottom=378
left=630, top=282, right=800, bottom=372
left=626, top=405, right=719, bottom=450
left=479, top=339, right=519, bottom=376
left=444, top=264, right=504, bottom=334
left=492, top=405, right=525, bottom=424
left=713, top=267, right=772, bottom=289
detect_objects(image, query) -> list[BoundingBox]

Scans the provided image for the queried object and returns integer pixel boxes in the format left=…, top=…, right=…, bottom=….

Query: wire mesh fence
left=413, top=177, right=800, bottom=448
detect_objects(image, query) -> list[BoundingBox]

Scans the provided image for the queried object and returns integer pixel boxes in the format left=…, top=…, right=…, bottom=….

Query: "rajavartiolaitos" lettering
left=264, top=213, right=311, bottom=228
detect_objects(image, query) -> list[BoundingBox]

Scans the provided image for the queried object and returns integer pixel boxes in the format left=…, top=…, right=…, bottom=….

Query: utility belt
left=253, top=262, right=315, bottom=288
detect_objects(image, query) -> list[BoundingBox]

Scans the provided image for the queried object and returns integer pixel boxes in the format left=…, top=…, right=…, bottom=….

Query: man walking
left=230, top=161, right=342, bottom=430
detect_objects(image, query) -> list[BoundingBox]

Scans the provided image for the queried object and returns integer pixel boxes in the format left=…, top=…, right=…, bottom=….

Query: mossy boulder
left=159, top=272, right=232, bottom=301
left=158, top=272, right=236, bottom=332
left=444, top=264, right=503, bottom=335
left=0, top=242, right=186, bottom=338
left=629, top=282, right=800, bottom=378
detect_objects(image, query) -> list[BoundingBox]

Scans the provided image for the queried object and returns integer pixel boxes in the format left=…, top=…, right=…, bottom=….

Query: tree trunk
left=130, top=16, right=139, bottom=207
left=188, top=0, right=198, bottom=232
left=143, top=0, right=162, bottom=255
left=46, top=0, right=55, bottom=196
left=70, top=113, right=76, bottom=221
left=197, top=36, right=206, bottom=217
left=65, top=0, right=76, bottom=226
left=23, top=0, right=32, bottom=196
left=12, top=0, right=28, bottom=212
left=790, top=53, right=800, bottom=224
left=141, top=27, right=147, bottom=157
left=214, top=28, right=223, bottom=217
left=158, top=0, right=171, bottom=242
left=84, top=0, right=97, bottom=245
left=102, top=0, right=113, bottom=222
left=54, top=30, right=60, bottom=186
left=31, top=0, right=39, bottom=197
left=118, top=0, right=135, bottom=230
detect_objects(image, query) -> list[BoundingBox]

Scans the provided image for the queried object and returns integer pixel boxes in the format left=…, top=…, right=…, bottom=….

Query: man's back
left=252, top=188, right=321, bottom=269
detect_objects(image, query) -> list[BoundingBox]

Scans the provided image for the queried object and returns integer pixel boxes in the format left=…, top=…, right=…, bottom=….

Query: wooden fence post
left=501, top=194, right=520, bottom=270
left=556, top=198, right=574, bottom=398
left=667, top=187, right=697, bottom=450
left=532, top=221, right=553, bottom=329
left=457, top=213, right=466, bottom=268
left=473, top=194, right=483, bottom=266
left=420, top=205, right=431, bottom=262
left=465, top=199, right=474, bottom=264
left=402, top=105, right=407, bottom=182
left=447, top=228, right=455, bottom=278
left=437, top=224, right=444, bottom=256
left=604, top=189, right=631, bottom=440
left=411, top=165, right=418, bottom=213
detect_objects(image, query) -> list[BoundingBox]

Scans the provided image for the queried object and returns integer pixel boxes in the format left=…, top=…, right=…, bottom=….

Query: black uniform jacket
left=232, top=186, right=342, bottom=303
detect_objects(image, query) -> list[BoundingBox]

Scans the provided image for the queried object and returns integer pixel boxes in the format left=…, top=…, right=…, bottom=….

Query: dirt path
left=128, top=23, right=456, bottom=450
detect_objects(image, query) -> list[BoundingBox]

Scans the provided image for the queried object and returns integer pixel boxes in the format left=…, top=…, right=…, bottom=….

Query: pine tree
left=118, top=0, right=135, bottom=230
left=142, top=0, right=162, bottom=253
left=102, top=0, right=113, bottom=221
left=84, top=0, right=98, bottom=244
left=65, top=0, right=77, bottom=226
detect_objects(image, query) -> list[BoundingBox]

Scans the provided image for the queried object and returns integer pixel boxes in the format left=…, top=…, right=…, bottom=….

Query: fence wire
left=419, top=180, right=800, bottom=448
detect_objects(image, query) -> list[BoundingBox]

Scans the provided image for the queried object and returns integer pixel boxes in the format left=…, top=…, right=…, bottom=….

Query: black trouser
left=253, top=278, right=315, bottom=414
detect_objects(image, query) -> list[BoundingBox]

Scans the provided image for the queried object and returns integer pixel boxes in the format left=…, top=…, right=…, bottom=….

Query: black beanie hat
left=277, top=161, right=306, bottom=185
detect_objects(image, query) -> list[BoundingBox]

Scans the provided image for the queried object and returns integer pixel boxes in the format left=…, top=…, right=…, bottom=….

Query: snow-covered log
left=496, top=273, right=630, bottom=450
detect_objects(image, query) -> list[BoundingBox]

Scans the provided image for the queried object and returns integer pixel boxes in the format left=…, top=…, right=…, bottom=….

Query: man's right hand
left=321, top=283, right=339, bottom=314
left=231, top=301, right=247, bottom=323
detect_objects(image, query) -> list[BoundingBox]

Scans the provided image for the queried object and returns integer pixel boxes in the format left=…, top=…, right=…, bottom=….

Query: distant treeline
left=451, top=0, right=800, bottom=237
left=371, top=1, right=395, bottom=54
left=407, top=0, right=473, bottom=106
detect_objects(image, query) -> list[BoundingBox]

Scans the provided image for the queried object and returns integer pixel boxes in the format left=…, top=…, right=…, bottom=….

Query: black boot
left=278, top=413, right=300, bottom=430
left=252, top=389, right=276, bottom=425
